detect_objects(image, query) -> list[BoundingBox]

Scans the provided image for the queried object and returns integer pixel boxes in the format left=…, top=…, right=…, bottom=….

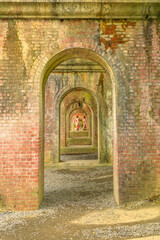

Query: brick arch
left=66, top=103, right=92, bottom=138
left=69, top=108, right=92, bottom=142
left=37, top=45, right=122, bottom=205
left=32, top=40, right=120, bottom=88
left=60, top=88, right=98, bottom=152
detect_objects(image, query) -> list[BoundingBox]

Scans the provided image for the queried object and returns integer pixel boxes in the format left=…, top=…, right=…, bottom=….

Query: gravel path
left=0, top=166, right=160, bottom=240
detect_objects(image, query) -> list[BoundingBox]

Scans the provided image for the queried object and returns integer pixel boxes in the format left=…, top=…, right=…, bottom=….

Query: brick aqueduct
left=0, top=1, right=160, bottom=210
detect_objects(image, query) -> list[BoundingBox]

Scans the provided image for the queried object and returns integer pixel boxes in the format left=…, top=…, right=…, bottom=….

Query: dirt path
left=0, top=166, right=160, bottom=240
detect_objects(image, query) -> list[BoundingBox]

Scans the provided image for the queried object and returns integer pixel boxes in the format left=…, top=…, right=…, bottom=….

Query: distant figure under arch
left=75, top=116, right=80, bottom=131
left=83, top=116, right=87, bottom=131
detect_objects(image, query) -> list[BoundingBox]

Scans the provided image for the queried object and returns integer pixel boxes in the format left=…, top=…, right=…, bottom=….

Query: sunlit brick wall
left=0, top=18, right=159, bottom=210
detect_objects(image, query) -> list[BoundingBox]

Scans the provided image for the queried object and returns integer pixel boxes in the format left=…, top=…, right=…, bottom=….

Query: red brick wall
left=99, top=19, right=160, bottom=202
left=0, top=18, right=159, bottom=210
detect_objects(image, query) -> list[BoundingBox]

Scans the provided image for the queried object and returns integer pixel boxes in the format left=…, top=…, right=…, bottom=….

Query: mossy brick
left=61, top=146, right=98, bottom=155
left=66, top=137, right=92, bottom=146
left=69, top=131, right=89, bottom=138
left=0, top=2, right=159, bottom=211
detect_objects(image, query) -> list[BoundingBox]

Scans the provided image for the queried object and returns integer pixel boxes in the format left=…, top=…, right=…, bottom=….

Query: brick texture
left=0, top=18, right=159, bottom=210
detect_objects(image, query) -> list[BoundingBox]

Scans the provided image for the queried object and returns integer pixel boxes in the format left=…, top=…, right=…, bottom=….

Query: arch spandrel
left=40, top=48, right=115, bottom=88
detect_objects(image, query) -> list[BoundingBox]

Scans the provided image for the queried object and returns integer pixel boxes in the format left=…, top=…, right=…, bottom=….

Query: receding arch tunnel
left=44, top=58, right=114, bottom=165
left=43, top=48, right=118, bottom=204
left=59, top=88, right=98, bottom=160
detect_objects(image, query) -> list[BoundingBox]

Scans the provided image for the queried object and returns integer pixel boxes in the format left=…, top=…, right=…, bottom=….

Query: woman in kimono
left=83, top=116, right=87, bottom=131
left=75, top=116, right=80, bottom=131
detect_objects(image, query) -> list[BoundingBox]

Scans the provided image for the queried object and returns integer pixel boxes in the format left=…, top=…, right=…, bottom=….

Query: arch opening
left=60, top=88, right=98, bottom=161
left=68, top=107, right=92, bottom=139
left=40, top=48, right=119, bottom=205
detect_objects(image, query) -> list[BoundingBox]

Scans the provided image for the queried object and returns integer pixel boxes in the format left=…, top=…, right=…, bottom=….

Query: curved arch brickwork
left=60, top=88, right=98, bottom=152
left=0, top=18, right=159, bottom=210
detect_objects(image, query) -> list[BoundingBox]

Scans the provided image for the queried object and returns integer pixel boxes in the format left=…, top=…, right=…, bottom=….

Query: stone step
left=57, top=160, right=99, bottom=167
left=61, top=145, right=98, bottom=154
left=70, top=131, right=89, bottom=138
left=60, top=153, right=98, bottom=161
left=66, top=137, right=92, bottom=146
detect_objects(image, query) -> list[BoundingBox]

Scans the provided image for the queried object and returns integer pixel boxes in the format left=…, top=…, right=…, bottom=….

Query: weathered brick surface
left=0, top=17, right=159, bottom=209
left=45, top=72, right=112, bottom=165
left=99, top=19, right=160, bottom=203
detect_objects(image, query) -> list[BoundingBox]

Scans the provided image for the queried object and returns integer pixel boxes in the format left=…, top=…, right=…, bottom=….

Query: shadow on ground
left=0, top=166, right=160, bottom=240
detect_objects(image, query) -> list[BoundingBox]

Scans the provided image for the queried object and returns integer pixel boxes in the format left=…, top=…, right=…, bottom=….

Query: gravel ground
left=0, top=166, right=160, bottom=240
